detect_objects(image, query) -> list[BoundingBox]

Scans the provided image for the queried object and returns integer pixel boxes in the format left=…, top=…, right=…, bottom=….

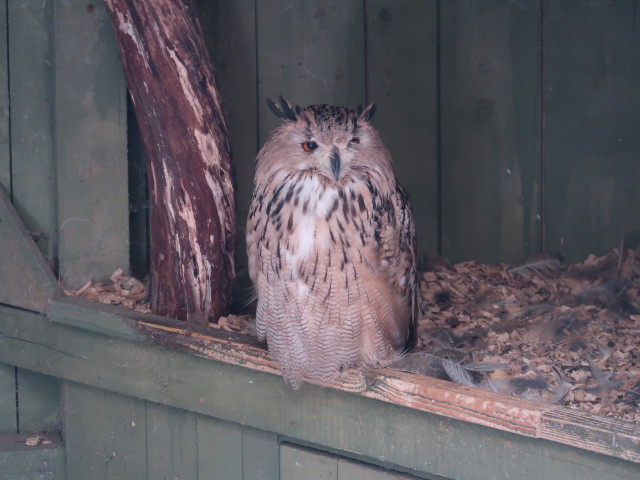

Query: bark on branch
left=105, top=0, right=235, bottom=323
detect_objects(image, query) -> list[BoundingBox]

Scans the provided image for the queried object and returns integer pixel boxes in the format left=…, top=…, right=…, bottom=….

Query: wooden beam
left=0, top=186, right=59, bottom=312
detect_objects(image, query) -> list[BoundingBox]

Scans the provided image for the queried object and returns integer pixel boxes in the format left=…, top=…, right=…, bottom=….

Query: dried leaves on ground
left=64, top=249, right=640, bottom=422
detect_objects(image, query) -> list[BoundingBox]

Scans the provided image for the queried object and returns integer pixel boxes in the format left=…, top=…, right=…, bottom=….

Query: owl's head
left=257, top=96, right=391, bottom=184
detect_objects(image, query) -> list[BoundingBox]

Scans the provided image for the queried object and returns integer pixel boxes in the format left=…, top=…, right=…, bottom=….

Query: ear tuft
left=266, top=96, right=298, bottom=121
left=362, top=103, right=377, bottom=122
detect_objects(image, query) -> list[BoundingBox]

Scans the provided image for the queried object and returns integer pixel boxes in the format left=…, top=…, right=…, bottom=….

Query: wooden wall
left=1, top=3, right=640, bottom=478
left=0, top=0, right=128, bottom=289
left=2, top=0, right=639, bottom=290
left=198, top=0, right=640, bottom=282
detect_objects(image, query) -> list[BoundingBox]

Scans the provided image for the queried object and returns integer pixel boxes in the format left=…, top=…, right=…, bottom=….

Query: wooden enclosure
left=1, top=0, right=640, bottom=479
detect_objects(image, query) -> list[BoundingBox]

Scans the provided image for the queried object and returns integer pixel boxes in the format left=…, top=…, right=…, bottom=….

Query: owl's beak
left=330, top=151, right=341, bottom=181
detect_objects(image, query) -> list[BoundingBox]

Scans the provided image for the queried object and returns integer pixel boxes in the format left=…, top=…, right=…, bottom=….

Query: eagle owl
left=247, top=97, right=417, bottom=388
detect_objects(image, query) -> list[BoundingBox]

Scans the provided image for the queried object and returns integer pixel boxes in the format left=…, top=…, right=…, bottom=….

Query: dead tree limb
left=105, top=0, right=235, bottom=323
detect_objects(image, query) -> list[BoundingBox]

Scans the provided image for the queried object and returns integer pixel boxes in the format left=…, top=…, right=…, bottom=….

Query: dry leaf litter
left=65, top=249, right=640, bottom=422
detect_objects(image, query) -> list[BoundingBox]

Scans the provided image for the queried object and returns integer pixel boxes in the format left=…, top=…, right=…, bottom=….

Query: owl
left=247, top=96, right=417, bottom=388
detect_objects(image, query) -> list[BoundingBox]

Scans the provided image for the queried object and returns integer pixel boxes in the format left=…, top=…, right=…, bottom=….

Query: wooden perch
left=104, top=0, right=235, bottom=322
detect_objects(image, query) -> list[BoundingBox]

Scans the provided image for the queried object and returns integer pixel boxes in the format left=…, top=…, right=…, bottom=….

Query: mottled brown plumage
left=247, top=97, right=417, bottom=388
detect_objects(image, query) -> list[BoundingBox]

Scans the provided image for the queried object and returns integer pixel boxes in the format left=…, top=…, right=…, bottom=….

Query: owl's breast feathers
left=247, top=166, right=417, bottom=387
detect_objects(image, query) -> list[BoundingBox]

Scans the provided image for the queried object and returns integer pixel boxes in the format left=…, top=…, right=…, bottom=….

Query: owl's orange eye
left=302, top=141, right=318, bottom=152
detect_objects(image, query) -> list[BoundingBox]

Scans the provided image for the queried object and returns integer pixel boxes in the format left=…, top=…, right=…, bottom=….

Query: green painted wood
left=146, top=402, right=198, bottom=480
left=281, top=443, right=337, bottom=480
left=16, top=369, right=59, bottom=433
left=196, top=0, right=258, bottom=295
left=338, top=461, right=419, bottom=480
left=280, top=444, right=420, bottom=480
left=440, top=0, right=542, bottom=263
left=8, top=0, right=57, bottom=265
left=0, top=432, right=65, bottom=480
left=0, top=363, right=16, bottom=433
left=196, top=415, right=243, bottom=480
left=0, top=0, right=9, bottom=192
left=49, top=296, right=148, bottom=343
left=0, top=186, right=60, bottom=312
left=242, top=427, right=279, bottom=480
left=1, top=304, right=638, bottom=479
left=366, top=0, right=439, bottom=256
left=544, top=1, right=640, bottom=262
left=54, top=0, right=128, bottom=288
left=64, top=381, right=147, bottom=479
left=256, top=0, right=366, bottom=145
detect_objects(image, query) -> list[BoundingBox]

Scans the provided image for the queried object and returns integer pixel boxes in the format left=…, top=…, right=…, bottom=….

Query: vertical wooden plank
left=64, top=381, right=147, bottom=479
left=8, top=0, right=57, bottom=264
left=366, top=0, right=439, bottom=256
left=440, top=0, right=542, bottom=263
left=544, top=1, right=640, bottom=261
left=256, top=0, right=366, bottom=144
left=242, top=427, right=279, bottom=480
left=16, top=369, right=59, bottom=433
left=338, top=458, right=418, bottom=480
left=0, top=0, right=9, bottom=192
left=0, top=364, right=16, bottom=433
left=146, top=402, right=198, bottom=479
left=280, top=443, right=337, bottom=480
left=196, top=415, right=243, bottom=480
left=0, top=433, right=66, bottom=480
left=197, top=0, right=258, bottom=294
left=55, top=0, right=128, bottom=287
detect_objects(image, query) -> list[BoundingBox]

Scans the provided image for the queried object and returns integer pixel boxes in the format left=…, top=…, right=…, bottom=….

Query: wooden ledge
left=48, top=296, right=640, bottom=464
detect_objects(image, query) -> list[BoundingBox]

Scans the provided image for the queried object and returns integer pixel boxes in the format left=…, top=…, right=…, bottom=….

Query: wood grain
left=440, top=0, right=542, bottom=263
left=281, top=443, right=338, bottom=480
left=197, top=0, right=258, bottom=295
left=0, top=0, right=10, bottom=192
left=0, top=363, right=16, bottom=433
left=8, top=0, right=57, bottom=265
left=104, top=0, right=236, bottom=323
left=64, top=381, right=148, bottom=480
left=196, top=415, right=243, bottom=480
left=366, top=0, right=439, bottom=256
left=0, top=185, right=60, bottom=312
left=55, top=0, right=128, bottom=288
left=1, top=302, right=638, bottom=478
left=256, top=0, right=366, bottom=145
left=146, top=403, right=198, bottom=479
left=15, top=369, right=60, bottom=433
left=0, top=432, right=65, bottom=479
left=544, top=0, right=640, bottom=261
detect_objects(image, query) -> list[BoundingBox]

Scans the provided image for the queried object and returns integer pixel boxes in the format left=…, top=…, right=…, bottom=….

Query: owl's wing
left=374, top=181, right=418, bottom=352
